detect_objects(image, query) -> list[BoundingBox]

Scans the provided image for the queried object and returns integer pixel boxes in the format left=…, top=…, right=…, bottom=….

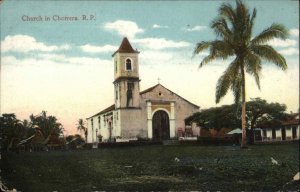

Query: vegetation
left=194, top=0, right=288, bottom=147
left=29, top=111, right=63, bottom=141
left=185, top=104, right=240, bottom=131
left=246, top=98, right=291, bottom=143
left=0, top=113, right=32, bottom=151
left=65, top=134, right=85, bottom=149
left=1, top=144, right=298, bottom=191
left=185, top=98, right=293, bottom=142
left=76, top=118, right=87, bottom=142
left=0, top=111, right=64, bottom=151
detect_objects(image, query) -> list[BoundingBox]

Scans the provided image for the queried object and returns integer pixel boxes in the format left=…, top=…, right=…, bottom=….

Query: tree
left=246, top=98, right=288, bottom=128
left=0, top=112, right=64, bottom=151
left=0, top=114, right=30, bottom=150
left=65, top=134, right=85, bottom=149
left=194, top=0, right=288, bottom=148
left=246, top=98, right=291, bottom=143
left=185, top=104, right=240, bottom=130
left=77, top=119, right=87, bottom=142
left=0, top=113, right=20, bottom=150
left=185, top=98, right=292, bottom=143
left=29, top=111, right=64, bottom=143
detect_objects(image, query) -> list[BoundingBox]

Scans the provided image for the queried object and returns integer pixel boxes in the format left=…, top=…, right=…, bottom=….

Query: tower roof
left=112, top=37, right=139, bottom=56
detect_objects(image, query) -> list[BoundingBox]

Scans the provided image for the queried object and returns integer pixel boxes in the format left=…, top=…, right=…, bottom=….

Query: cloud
left=67, top=57, right=111, bottom=65
left=267, top=38, right=297, bottom=47
left=1, top=35, right=70, bottom=53
left=2, top=53, right=111, bottom=66
left=37, top=53, right=68, bottom=61
left=183, top=25, right=207, bottom=32
left=132, top=38, right=190, bottom=50
left=103, top=20, right=143, bottom=38
left=140, top=50, right=173, bottom=64
left=290, top=29, right=299, bottom=37
left=80, top=44, right=118, bottom=53
left=152, top=24, right=169, bottom=29
left=279, top=47, right=299, bottom=56
left=1, top=54, right=113, bottom=135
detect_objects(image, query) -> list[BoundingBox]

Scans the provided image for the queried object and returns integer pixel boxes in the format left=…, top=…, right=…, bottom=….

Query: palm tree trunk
left=241, top=65, right=247, bottom=148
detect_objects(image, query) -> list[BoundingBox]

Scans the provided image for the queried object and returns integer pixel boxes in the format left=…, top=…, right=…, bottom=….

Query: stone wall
left=119, top=108, right=147, bottom=139
left=114, top=52, right=139, bottom=79
left=141, top=84, right=199, bottom=137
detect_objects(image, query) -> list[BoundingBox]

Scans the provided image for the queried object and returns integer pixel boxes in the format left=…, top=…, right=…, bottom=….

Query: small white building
left=256, top=113, right=299, bottom=142
left=86, top=38, right=199, bottom=143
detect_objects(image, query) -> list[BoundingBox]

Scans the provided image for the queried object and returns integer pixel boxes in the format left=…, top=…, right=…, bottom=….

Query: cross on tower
left=157, top=77, right=161, bottom=84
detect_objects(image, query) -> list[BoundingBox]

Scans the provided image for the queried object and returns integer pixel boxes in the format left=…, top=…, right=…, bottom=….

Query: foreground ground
left=1, top=143, right=299, bottom=191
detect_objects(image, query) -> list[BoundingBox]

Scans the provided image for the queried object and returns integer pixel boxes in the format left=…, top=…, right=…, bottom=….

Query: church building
left=87, top=37, right=199, bottom=143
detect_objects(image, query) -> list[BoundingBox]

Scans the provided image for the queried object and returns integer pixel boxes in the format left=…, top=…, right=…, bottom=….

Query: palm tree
left=77, top=119, right=87, bottom=142
left=194, top=0, right=288, bottom=148
left=29, top=111, right=64, bottom=145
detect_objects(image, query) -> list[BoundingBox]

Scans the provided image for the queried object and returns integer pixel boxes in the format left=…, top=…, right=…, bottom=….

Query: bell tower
left=112, top=37, right=140, bottom=109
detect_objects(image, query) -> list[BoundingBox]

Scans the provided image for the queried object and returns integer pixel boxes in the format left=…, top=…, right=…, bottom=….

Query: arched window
left=126, top=58, right=132, bottom=71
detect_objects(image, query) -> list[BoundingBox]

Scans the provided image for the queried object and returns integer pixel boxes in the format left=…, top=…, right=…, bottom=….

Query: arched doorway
left=152, top=110, right=170, bottom=140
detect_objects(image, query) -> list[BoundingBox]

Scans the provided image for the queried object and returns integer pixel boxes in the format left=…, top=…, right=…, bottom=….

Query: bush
left=195, top=136, right=234, bottom=145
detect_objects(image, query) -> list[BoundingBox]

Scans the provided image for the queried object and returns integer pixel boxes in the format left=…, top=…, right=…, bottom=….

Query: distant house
left=18, top=128, right=65, bottom=151
left=255, top=113, right=299, bottom=142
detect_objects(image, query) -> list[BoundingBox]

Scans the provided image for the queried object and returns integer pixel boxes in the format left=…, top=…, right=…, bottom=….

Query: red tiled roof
left=112, top=37, right=139, bottom=56
left=281, top=118, right=299, bottom=126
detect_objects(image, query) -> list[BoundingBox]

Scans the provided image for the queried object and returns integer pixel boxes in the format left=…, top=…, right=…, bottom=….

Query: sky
left=1, top=0, right=299, bottom=136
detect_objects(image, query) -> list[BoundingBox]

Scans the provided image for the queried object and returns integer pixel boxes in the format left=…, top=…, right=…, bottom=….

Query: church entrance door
left=152, top=110, right=170, bottom=140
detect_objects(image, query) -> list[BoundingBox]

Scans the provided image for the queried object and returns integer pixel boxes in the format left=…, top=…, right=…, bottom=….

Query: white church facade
left=87, top=38, right=199, bottom=143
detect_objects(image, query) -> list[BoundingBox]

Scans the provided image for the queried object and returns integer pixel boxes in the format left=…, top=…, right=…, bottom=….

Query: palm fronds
left=251, top=24, right=289, bottom=45
left=251, top=45, right=287, bottom=70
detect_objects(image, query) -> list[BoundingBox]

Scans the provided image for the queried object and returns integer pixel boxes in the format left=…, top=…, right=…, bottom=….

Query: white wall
left=275, top=128, right=282, bottom=140
left=286, top=127, right=292, bottom=139
left=261, top=126, right=300, bottom=142
left=266, top=129, right=272, bottom=139
left=87, top=118, right=93, bottom=143
left=87, top=115, right=102, bottom=143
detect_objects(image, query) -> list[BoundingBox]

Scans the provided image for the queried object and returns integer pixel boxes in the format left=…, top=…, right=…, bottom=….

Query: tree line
left=185, top=98, right=295, bottom=144
left=0, top=111, right=64, bottom=151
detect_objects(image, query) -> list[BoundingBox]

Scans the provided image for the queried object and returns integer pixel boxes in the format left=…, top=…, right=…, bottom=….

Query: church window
left=115, top=84, right=118, bottom=100
left=115, top=61, right=117, bottom=73
left=126, top=82, right=134, bottom=107
left=126, top=58, right=132, bottom=71
left=158, top=91, right=162, bottom=96
left=98, top=116, right=101, bottom=128
left=91, top=119, right=93, bottom=129
left=127, top=82, right=134, bottom=90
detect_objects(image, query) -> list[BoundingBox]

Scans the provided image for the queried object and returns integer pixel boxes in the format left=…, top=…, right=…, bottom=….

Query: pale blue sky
left=1, top=0, right=299, bottom=135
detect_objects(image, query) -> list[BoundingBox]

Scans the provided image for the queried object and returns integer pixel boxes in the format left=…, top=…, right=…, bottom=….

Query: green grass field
left=1, top=143, right=299, bottom=191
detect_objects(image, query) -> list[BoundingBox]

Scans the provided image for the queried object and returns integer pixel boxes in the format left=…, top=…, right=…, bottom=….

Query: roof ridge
left=112, top=37, right=139, bottom=56
left=88, top=84, right=200, bottom=119
left=87, top=104, right=115, bottom=119
left=140, top=83, right=199, bottom=108
left=139, top=84, right=160, bottom=94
